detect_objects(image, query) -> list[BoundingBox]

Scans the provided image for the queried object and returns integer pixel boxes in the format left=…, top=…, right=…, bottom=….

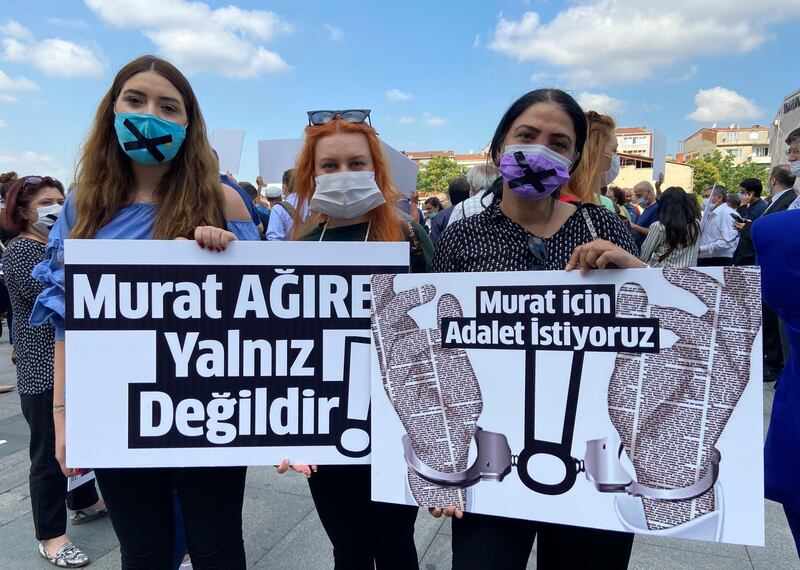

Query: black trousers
left=763, top=304, right=785, bottom=379
left=307, top=465, right=419, bottom=569
left=94, top=466, right=247, bottom=570
left=452, top=512, right=634, bottom=569
left=697, top=257, right=733, bottom=267
left=20, top=390, right=100, bottom=541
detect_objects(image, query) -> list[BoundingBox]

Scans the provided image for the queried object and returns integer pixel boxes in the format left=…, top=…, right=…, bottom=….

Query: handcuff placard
left=400, top=284, right=719, bottom=501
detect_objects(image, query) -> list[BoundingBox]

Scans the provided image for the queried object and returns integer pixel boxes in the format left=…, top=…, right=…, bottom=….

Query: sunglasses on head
left=21, top=175, right=63, bottom=192
left=307, top=109, right=372, bottom=126
left=527, top=235, right=549, bottom=270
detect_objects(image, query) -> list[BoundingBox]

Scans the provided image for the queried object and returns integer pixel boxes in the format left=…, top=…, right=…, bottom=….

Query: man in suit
left=734, top=176, right=776, bottom=265
left=429, top=176, right=470, bottom=246
left=754, top=164, right=798, bottom=382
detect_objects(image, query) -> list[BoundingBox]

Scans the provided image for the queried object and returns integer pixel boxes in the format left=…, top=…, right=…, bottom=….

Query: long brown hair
left=291, top=120, right=403, bottom=242
left=71, top=55, right=224, bottom=239
left=562, top=111, right=616, bottom=204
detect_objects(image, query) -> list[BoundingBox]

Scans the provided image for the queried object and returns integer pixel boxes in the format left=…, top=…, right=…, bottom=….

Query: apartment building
left=682, top=125, right=770, bottom=165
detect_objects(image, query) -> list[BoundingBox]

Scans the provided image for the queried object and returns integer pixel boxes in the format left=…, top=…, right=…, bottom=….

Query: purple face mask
left=498, top=144, right=572, bottom=200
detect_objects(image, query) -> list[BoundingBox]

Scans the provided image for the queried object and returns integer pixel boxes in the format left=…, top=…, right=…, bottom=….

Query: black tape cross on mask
left=122, top=119, right=172, bottom=163
left=507, top=151, right=557, bottom=195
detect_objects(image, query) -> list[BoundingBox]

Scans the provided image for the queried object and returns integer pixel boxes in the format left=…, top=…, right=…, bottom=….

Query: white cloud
left=386, top=88, right=413, bottom=102
left=46, top=18, right=91, bottom=30
left=576, top=91, right=626, bottom=116
left=422, top=113, right=447, bottom=126
left=0, top=149, right=70, bottom=183
left=686, top=87, right=761, bottom=122
left=0, top=118, right=6, bottom=128
left=1, top=20, right=105, bottom=78
left=473, top=34, right=481, bottom=48
left=2, top=19, right=33, bottom=40
left=397, top=116, right=415, bottom=124
left=530, top=71, right=552, bottom=84
left=0, top=69, right=38, bottom=102
left=3, top=38, right=105, bottom=78
left=324, top=24, right=344, bottom=41
left=84, top=0, right=291, bottom=78
left=489, top=2, right=800, bottom=88
left=666, top=65, right=698, bottom=83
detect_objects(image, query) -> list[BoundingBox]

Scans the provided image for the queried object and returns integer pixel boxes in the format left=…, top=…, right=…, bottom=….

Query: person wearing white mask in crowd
left=630, top=180, right=658, bottom=248
left=697, top=184, right=739, bottom=266
left=788, top=126, right=800, bottom=210
left=276, top=109, right=433, bottom=569
left=2, top=176, right=106, bottom=567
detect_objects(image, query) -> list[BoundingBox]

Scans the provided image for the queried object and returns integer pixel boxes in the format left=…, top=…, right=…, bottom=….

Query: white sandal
left=38, top=542, right=89, bottom=568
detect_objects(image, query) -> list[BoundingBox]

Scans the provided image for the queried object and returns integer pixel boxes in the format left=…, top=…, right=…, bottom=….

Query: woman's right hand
left=429, top=507, right=464, bottom=519
left=276, top=459, right=317, bottom=478
left=53, top=407, right=74, bottom=477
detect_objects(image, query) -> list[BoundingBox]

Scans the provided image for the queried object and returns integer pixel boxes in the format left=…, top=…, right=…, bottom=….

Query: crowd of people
left=0, top=53, right=798, bottom=569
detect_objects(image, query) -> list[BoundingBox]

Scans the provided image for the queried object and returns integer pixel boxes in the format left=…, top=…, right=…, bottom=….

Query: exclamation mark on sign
left=338, top=337, right=372, bottom=457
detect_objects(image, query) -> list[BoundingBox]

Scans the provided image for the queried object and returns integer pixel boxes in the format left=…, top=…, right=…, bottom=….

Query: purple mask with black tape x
left=498, top=144, right=572, bottom=200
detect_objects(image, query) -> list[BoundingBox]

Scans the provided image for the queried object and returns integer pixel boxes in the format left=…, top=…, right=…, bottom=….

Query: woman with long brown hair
left=30, top=55, right=258, bottom=569
left=278, top=110, right=432, bottom=568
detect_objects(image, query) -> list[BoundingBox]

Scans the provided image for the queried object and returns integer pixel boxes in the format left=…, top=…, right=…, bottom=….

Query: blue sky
left=1, top=0, right=799, bottom=185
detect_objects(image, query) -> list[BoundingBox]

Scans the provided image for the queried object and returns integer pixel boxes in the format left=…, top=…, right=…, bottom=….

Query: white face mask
left=790, top=161, right=800, bottom=177
left=601, top=154, right=620, bottom=186
left=32, top=203, right=62, bottom=234
left=310, top=171, right=386, bottom=220
left=701, top=198, right=710, bottom=210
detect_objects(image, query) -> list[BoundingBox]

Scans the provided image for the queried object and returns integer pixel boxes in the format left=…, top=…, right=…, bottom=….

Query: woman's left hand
left=194, top=226, right=237, bottom=251
left=566, top=239, right=646, bottom=274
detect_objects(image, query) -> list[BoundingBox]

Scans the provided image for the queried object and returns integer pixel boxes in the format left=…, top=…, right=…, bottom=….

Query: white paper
left=652, top=131, right=667, bottom=182
left=64, top=240, right=409, bottom=468
left=67, top=470, right=96, bottom=492
left=210, top=129, right=245, bottom=174
left=258, top=139, right=303, bottom=185
left=381, top=143, right=419, bottom=197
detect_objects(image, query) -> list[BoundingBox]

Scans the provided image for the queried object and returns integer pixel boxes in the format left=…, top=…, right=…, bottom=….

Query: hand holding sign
left=371, top=275, right=483, bottom=512
left=608, top=266, right=761, bottom=530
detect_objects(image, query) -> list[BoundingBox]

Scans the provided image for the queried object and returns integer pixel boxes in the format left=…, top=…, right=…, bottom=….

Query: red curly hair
left=291, top=119, right=404, bottom=242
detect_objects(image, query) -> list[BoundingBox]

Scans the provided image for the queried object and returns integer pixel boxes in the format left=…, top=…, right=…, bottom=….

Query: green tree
left=416, top=155, right=466, bottom=196
left=687, top=151, right=768, bottom=196
left=687, top=157, right=721, bottom=196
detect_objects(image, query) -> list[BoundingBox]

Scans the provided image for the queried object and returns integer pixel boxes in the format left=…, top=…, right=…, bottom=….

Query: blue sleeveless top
left=30, top=192, right=259, bottom=340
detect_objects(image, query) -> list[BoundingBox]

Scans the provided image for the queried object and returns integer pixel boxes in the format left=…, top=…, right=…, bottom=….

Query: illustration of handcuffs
left=402, top=349, right=721, bottom=500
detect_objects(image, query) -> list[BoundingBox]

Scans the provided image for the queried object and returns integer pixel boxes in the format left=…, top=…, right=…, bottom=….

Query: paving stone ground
left=0, top=339, right=795, bottom=569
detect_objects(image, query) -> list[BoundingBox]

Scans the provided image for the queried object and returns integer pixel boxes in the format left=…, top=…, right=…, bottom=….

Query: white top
left=447, top=189, right=493, bottom=227
left=698, top=202, right=739, bottom=259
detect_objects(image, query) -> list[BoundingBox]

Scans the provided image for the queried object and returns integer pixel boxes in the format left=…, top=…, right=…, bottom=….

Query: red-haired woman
left=3, top=175, right=107, bottom=567
left=278, top=110, right=433, bottom=568
left=30, top=55, right=258, bottom=569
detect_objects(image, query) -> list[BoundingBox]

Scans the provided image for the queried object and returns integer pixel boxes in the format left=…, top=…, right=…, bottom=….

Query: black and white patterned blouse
left=433, top=197, right=638, bottom=273
left=3, top=238, right=55, bottom=395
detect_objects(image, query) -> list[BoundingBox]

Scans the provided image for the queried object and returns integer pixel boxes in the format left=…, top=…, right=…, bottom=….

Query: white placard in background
left=258, top=139, right=304, bottom=185
left=651, top=130, right=667, bottom=182
left=258, top=138, right=418, bottom=196
left=210, top=129, right=245, bottom=174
